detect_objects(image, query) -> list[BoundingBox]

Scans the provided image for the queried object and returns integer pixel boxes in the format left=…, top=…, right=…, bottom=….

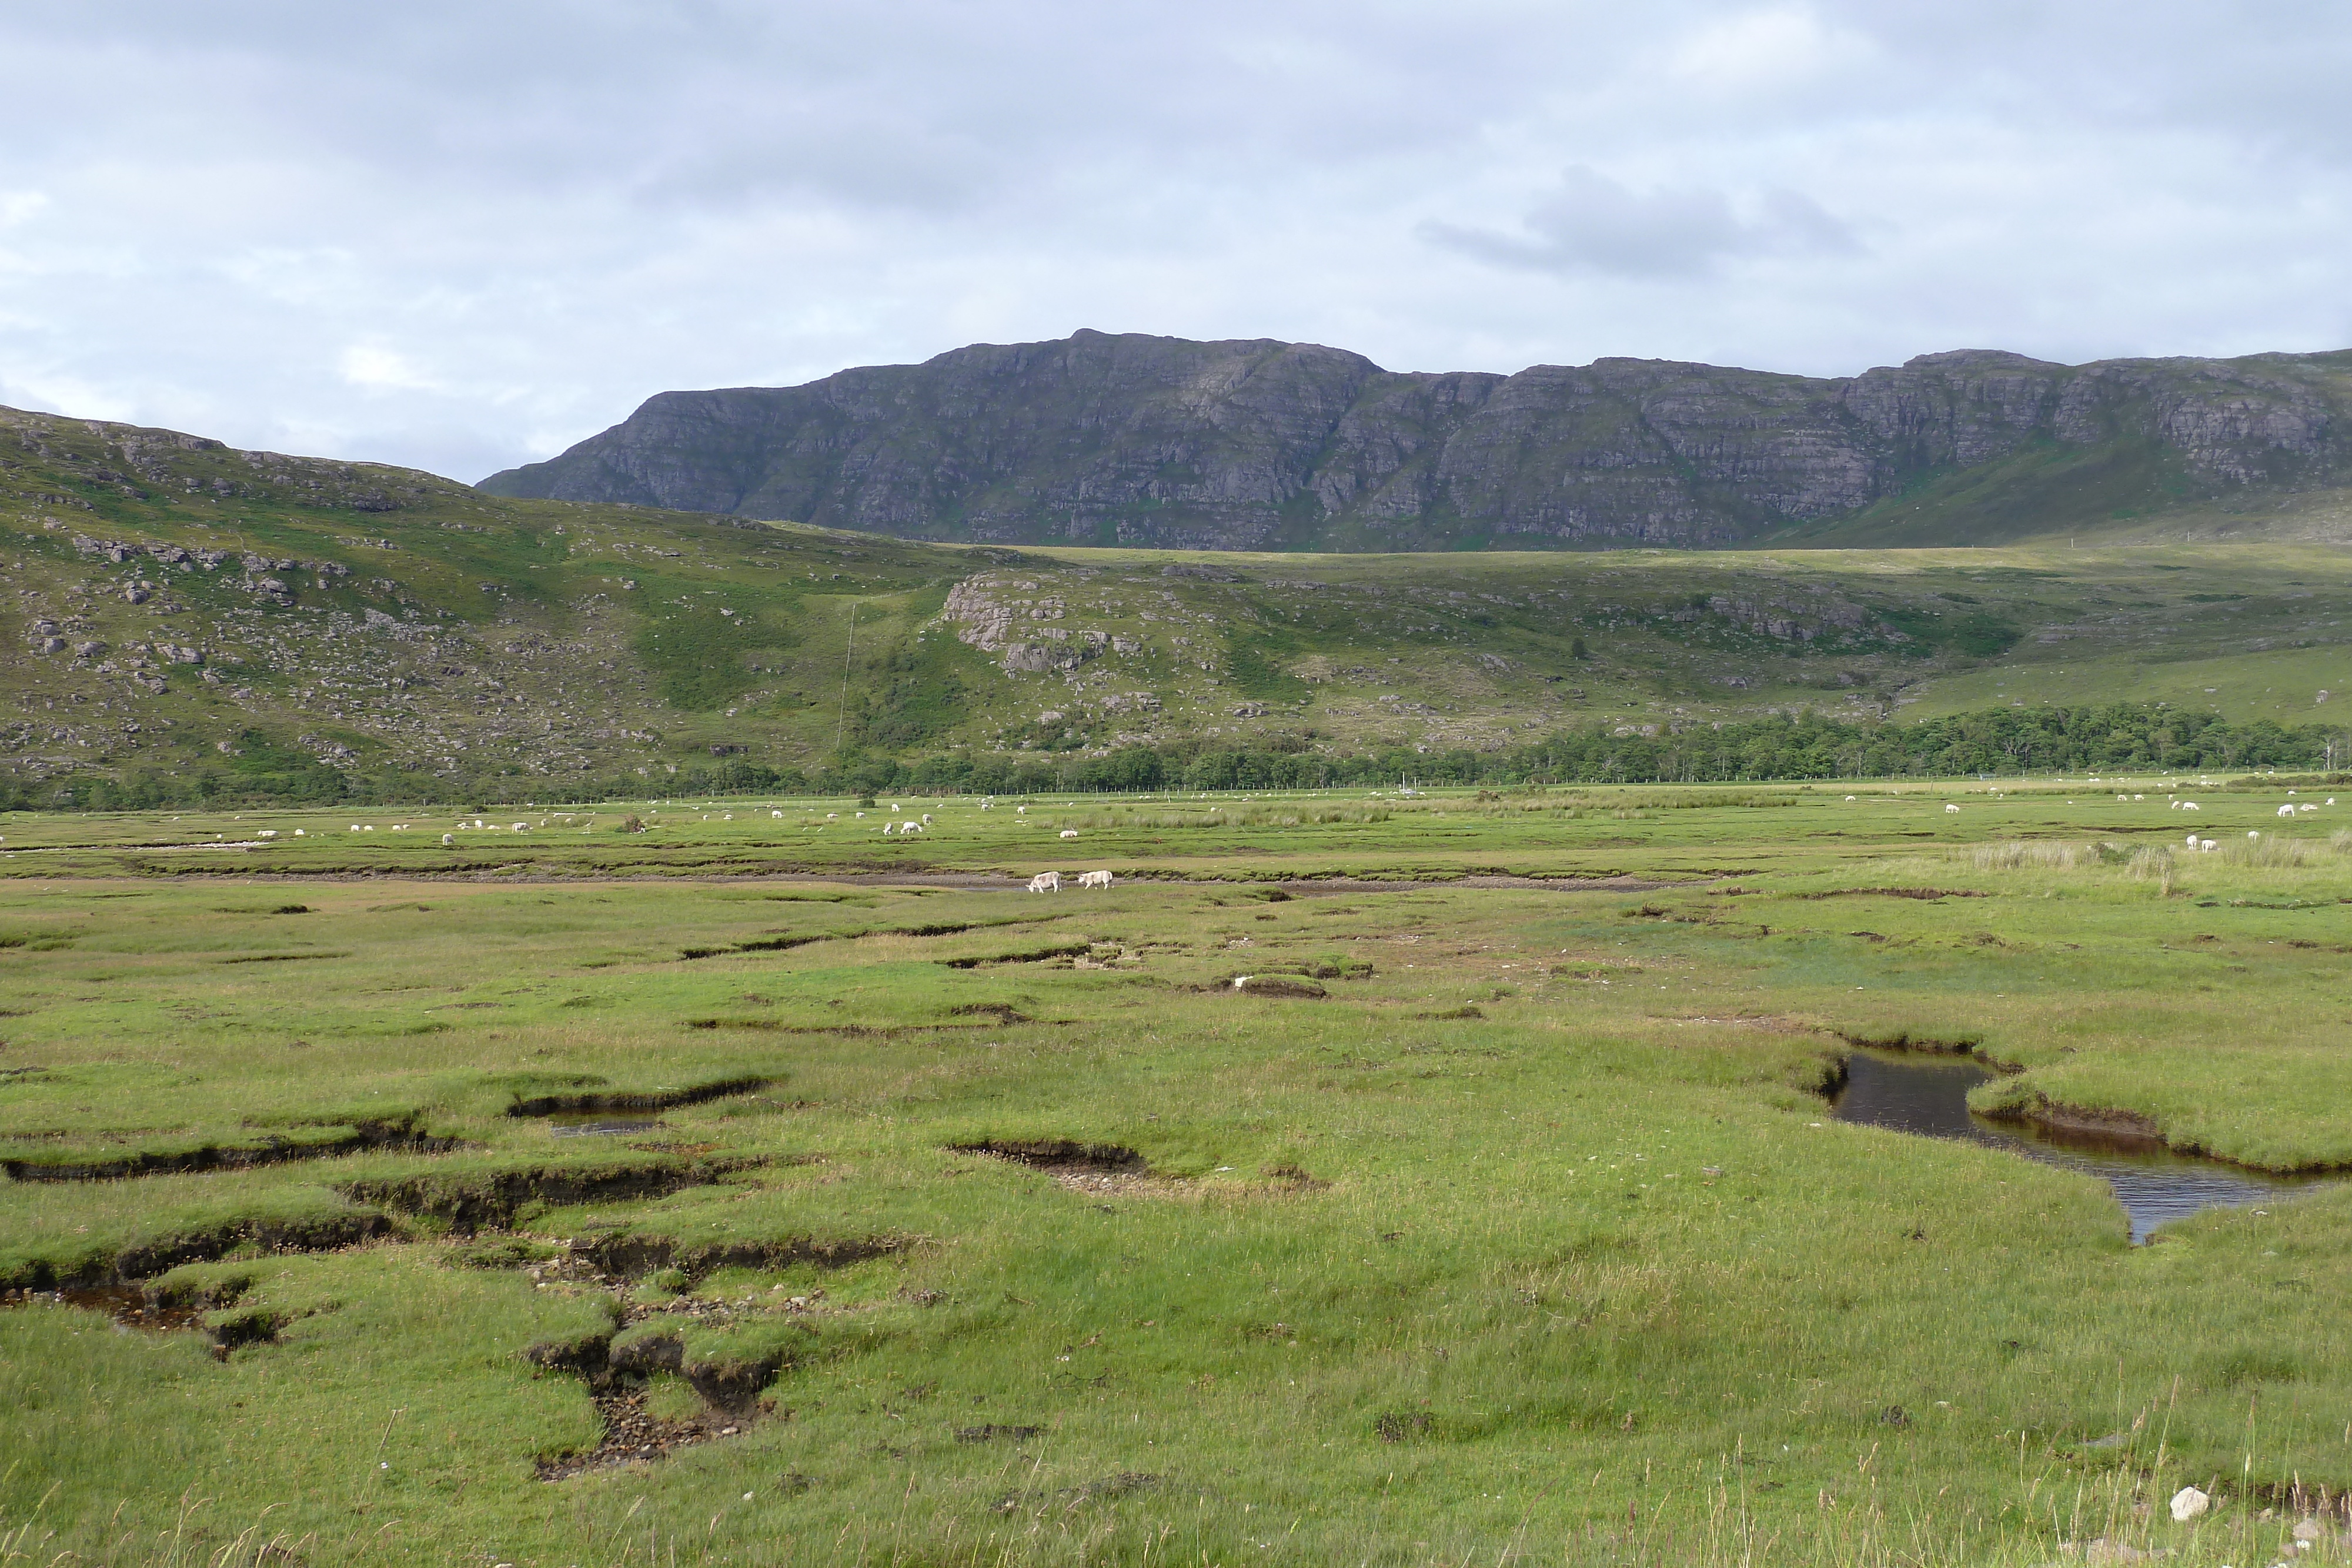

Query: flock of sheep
left=256, top=786, right=2341, bottom=876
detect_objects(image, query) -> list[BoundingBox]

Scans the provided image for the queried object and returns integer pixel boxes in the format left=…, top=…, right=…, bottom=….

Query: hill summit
left=481, top=332, right=2352, bottom=551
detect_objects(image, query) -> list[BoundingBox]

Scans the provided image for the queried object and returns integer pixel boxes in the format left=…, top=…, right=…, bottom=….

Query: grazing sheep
left=1944, top=803, right=1960, bottom=814
left=903, top=822, right=923, bottom=834
left=1060, top=828, right=1080, bottom=839
left=1028, top=871, right=1061, bottom=893
left=881, top=821, right=896, bottom=835
left=2278, top=804, right=2297, bottom=817
left=1077, top=870, right=1113, bottom=889
left=2185, top=833, right=2200, bottom=847
left=2200, top=839, right=2218, bottom=851
left=2180, top=803, right=2200, bottom=811
left=1015, top=805, right=1027, bottom=815
left=921, top=813, right=933, bottom=825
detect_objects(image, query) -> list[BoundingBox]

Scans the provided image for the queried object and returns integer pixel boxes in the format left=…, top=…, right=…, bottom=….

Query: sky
left=1, top=2, right=2347, bottom=484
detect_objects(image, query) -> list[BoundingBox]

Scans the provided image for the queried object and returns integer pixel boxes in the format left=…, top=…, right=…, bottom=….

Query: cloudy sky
left=2, top=2, right=2347, bottom=483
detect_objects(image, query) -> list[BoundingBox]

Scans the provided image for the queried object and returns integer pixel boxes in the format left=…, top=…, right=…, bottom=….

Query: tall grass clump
left=1967, top=840, right=2084, bottom=871
left=2217, top=833, right=2340, bottom=869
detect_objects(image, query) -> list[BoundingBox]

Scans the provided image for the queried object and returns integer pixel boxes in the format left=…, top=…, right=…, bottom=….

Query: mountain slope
left=480, top=332, right=2352, bottom=551
left=5, top=403, right=2350, bottom=808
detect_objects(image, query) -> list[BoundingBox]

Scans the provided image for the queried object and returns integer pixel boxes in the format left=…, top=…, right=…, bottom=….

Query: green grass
left=1, top=784, right=2349, bottom=1564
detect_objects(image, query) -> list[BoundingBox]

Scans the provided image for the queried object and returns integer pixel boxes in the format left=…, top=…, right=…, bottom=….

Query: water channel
left=1829, top=1049, right=2339, bottom=1243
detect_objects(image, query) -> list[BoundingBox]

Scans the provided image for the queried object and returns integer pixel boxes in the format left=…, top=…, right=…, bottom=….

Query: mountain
left=5, top=401, right=2349, bottom=810
left=479, top=332, right=2352, bottom=551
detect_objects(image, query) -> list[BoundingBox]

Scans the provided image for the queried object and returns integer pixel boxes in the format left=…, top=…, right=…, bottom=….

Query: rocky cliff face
left=479, top=332, right=2352, bottom=550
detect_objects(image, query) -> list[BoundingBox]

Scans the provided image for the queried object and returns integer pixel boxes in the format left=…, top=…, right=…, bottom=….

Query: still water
left=546, top=1112, right=659, bottom=1138
left=1829, top=1050, right=2337, bottom=1243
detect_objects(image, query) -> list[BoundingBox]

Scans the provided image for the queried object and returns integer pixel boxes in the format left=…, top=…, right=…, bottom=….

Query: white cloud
left=1666, top=5, right=1875, bottom=92
left=338, top=344, right=442, bottom=394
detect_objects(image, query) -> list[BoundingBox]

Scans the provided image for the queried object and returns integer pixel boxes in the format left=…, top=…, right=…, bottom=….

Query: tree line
left=8, top=703, right=2347, bottom=812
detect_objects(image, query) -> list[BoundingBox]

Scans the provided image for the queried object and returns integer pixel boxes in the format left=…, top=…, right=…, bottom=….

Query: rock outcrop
left=483, top=332, right=2352, bottom=550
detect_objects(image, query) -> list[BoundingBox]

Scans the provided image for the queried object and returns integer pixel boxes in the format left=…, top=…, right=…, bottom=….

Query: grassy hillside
left=6, top=405, right=2350, bottom=808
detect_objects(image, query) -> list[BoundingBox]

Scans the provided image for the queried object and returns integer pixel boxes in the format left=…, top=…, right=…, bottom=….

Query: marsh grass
left=2, top=783, right=2350, bottom=1563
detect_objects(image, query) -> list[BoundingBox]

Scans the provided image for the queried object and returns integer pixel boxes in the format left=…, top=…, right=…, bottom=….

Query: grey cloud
left=1421, top=166, right=1862, bottom=278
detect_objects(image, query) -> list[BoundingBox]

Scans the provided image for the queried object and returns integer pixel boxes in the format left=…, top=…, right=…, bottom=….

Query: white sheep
left=2200, top=839, right=2217, bottom=851
left=1060, top=828, right=1080, bottom=839
left=903, top=822, right=923, bottom=834
left=1015, top=805, right=1026, bottom=814
left=1077, top=870, right=1113, bottom=889
left=2278, top=804, right=2297, bottom=818
left=921, top=813, right=933, bottom=825
left=2301, top=803, right=2318, bottom=813
left=1944, top=803, right=1960, bottom=814
left=1028, top=871, right=1061, bottom=893
left=2249, top=831, right=2261, bottom=839
left=881, top=821, right=896, bottom=835
left=2180, top=803, right=2200, bottom=811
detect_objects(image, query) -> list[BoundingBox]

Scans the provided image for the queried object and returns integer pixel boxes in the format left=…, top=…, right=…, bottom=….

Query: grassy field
left=2, top=782, right=2349, bottom=1567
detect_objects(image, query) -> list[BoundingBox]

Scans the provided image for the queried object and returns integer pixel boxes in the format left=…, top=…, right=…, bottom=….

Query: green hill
left=5, top=404, right=2350, bottom=807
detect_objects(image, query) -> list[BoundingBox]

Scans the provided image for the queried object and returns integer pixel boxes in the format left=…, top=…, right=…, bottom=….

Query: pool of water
left=547, top=1114, right=659, bottom=1138
left=1829, top=1050, right=2338, bottom=1243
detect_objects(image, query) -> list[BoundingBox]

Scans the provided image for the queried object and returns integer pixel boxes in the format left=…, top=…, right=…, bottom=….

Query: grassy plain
left=2, top=783, right=2350, bottom=1567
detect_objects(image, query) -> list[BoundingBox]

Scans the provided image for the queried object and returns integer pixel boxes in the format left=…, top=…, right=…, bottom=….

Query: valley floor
left=1, top=782, right=2348, bottom=1567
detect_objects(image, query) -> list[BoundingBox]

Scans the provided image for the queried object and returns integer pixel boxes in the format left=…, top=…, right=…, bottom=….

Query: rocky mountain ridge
left=480, top=332, right=2352, bottom=550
